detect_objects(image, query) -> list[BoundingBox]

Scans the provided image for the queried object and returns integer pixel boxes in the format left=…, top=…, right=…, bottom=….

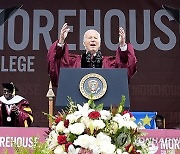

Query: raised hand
left=58, top=23, right=70, bottom=44
left=119, top=27, right=126, bottom=47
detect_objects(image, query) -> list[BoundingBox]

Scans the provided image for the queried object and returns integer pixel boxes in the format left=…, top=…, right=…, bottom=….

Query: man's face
left=3, top=88, right=13, bottom=100
left=83, top=30, right=101, bottom=54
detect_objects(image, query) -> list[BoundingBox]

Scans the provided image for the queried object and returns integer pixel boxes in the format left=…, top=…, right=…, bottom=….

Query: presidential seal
left=79, top=73, right=107, bottom=100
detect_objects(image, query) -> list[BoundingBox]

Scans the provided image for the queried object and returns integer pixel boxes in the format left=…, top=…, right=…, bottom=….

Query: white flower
left=76, top=103, right=90, bottom=117
left=92, top=120, right=105, bottom=130
left=113, top=113, right=137, bottom=129
left=113, top=113, right=122, bottom=122
left=122, top=113, right=131, bottom=121
left=125, top=121, right=137, bottom=129
left=46, top=130, right=58, bottom=149
left=96, top=132, right=111, bottom=144
left=68, top=145, right=79, bottom=154
left=116, top=149, right=122, bottom=154
left=96, top=132, right=115, bottom=154
left=56, top=121, right=66, bottom=132
left=68, top=123, right=85, bottom=135
left=52, top=125, right=56, bottom=129
left=63, top=128, right=70, bottom=134
left=100, top=110, right=111, bottom=120
left=54, top=145, right=66, bottom=154
left=66, top=113, right=80, bottom=123
left=74, top=134, right=96, bottom=149
left=80, top=116, right=91, bottom=128
left=113, top=113, right=124, bottom=128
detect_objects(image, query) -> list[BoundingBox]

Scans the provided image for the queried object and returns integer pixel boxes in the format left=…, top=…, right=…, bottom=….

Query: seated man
left=0, top=82, right=33, bottom=127
left=47, top=23, right=137, bottom=87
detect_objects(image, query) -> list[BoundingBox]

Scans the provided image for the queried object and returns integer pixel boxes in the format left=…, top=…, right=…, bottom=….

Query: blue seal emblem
left=79, top=73, right=107, bottom=100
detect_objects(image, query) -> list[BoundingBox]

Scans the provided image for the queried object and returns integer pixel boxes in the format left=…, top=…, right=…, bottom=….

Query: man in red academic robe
left=0, top=83, right=33, bottom=127
left=47, top=23, right=137, bottom=87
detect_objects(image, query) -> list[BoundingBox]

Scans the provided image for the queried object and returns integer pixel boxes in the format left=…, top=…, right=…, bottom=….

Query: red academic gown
left=47, top=40, right=137, bottom=87
left=0, top=95, right=33, bottom=127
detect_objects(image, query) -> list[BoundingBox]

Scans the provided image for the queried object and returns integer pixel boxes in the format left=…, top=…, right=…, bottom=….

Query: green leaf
left=66, top=96, right=77, bottom=114
left=95, top=103, right=103, bottom=111
left=118, top=95, right=126, bottom=113
left=67, top=133, right=77, bottom=142
left=42, top=112, right=56, bottom=124
left=88, top=100, right=96, bottom=109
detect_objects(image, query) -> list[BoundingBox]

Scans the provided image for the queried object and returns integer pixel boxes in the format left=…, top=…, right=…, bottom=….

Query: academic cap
left=2, top=82, right=18, bottom=92
left=162, top=5, right=180, bottom=24
left=0, top=5, right=23, bottom=26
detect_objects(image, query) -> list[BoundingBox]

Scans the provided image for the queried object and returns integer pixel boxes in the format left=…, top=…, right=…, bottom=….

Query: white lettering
left=5, top=137, right=10, bottom=148
left=0, top=137, right=5, bottom=147
left=8, top=9, right=29, bottom=50
left=33, top=10, right=54, bottom=50
left=0, top=137, right=39, bottom=148
left=129, top=10, right=151, bottom=51
left=0, top=9, right=177, bottom=51
left=0, top=56, right=35, bottom=72
left=104, top=9, right=126, bottom=50
left=154, top=10, right=176, bottom=51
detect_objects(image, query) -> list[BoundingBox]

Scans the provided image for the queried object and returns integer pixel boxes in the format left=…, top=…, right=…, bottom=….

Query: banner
left=0, top=128, right=180, bottom=154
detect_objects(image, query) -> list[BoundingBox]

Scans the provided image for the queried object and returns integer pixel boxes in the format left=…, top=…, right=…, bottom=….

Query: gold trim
left=23, top=107, right=32, bottom=112
left=79, top=73, right=107, bottom=100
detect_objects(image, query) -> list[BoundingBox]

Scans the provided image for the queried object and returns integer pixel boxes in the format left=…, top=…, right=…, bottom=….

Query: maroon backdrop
left=0, top=0, right=180, bottom=128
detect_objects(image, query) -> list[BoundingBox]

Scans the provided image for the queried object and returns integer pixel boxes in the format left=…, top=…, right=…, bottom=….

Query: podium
left=56, top=68, right=130, bottom=110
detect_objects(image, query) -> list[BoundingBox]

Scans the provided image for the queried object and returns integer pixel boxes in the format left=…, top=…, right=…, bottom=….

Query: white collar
left=0, top=95, right=25, bottom=105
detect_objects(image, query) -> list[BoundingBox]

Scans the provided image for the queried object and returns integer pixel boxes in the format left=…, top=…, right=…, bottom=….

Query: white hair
left=83, top=29, right=101, bottom=43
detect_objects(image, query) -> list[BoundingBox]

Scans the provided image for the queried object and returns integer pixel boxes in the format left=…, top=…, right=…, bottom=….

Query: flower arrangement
left=46, top=96, right=149, bottom=154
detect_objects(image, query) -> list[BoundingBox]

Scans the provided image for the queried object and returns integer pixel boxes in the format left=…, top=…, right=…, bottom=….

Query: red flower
left=57, top=135, right=67, bottom=144
left=123, top=110, right=133, bottom=117
left=65, top=142, right=72, bottom=152
left=64, top=119, right=69, bottom=128
left=55, top=117, right=63, bottom=124
left=88, top=111, right=101, bottom=119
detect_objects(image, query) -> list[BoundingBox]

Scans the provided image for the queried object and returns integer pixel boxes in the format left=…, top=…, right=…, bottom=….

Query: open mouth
left=90, top=44, right=96, bottom=47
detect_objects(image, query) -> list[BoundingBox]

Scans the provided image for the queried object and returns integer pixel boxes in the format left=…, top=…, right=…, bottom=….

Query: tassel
left=10, top=82, right=16, bottom=96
